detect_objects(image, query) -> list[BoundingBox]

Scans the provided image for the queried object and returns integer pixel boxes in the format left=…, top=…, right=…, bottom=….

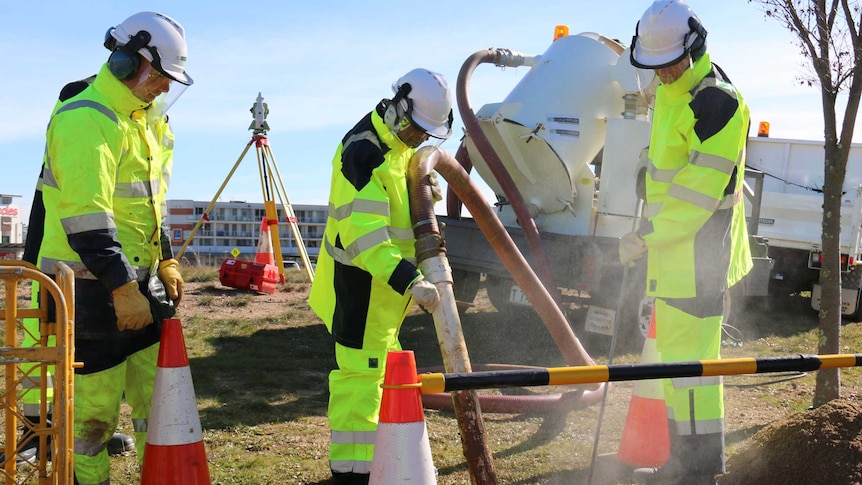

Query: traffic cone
left=616, top=310, right=670, bottom=467
left=254, top=216, right=275, bottom=265
left=141, top=318, right=211, bottom=485
left=369, top=350, right=436, bottom=484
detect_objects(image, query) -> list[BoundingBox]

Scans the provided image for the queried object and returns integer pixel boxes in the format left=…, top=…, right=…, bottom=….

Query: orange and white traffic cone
left=141, top=318, right=211, bottom=485
left=369, top=350, right=436, bottom=484
left=617, top=310, right=670, bottom=468
left=254, top=216, right=275, bottom=266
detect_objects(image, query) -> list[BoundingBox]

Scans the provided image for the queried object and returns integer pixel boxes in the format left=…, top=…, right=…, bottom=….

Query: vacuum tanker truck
left=440, top=31, right=671, bottom=352
left=439, top=29, right=862, bottom=351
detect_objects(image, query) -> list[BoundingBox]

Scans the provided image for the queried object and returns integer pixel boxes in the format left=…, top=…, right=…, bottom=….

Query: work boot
left=107, top=433, right=135, bottom=456
left=0, top=440, right=38, bottom=466
left=0, top=419, right=52, bottom=466
left=331, top=471, right=370, bottom=484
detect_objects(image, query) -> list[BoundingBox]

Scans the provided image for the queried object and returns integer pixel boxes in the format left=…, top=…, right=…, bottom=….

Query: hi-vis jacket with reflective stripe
left=38, top=63, right=174, bottom=293
left=308, top=102, right=420, bottom=349
left=638, top=52, right=752, bottom=299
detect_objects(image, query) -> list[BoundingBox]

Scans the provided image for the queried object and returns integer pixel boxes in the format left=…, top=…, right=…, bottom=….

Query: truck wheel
left=451, top=269, right=481, bottom=305
left=485, top=274, right=515, bottom=311
left=841, top=266, right=862, bottom=322
left=484, top=274, right=534, bottom=317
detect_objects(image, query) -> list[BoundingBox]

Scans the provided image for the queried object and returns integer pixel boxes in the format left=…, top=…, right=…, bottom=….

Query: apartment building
left=0, top=194, right=24, bottom=259
left=166, top=199, right=326, bottom=266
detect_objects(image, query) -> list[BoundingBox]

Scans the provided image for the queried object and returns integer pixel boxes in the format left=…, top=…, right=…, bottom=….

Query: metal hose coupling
left=414, top=232, right=445, bottom=264
left=492, top=48, right=540, bottom=68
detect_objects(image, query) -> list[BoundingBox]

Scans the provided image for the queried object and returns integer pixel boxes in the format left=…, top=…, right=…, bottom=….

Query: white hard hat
left=630, top=0, right=707, bottom=70
left=106, top=11, right=193, bottom=85
left=391, top=68, right=453, bottom=139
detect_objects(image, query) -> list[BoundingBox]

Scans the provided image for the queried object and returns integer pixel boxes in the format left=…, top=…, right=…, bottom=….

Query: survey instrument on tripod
left=177, top=93, right=314, bottom=283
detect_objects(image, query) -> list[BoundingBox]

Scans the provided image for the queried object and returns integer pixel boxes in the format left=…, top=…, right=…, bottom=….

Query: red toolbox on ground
left=218, top=258, right=279, bottom=294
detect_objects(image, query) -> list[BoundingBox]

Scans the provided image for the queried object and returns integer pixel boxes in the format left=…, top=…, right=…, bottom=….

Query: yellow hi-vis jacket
left=309, top=102, right=421, bottom=349
left=639, top=52, right=752, bottom=300
left=38, top=64, right=174, bottom=327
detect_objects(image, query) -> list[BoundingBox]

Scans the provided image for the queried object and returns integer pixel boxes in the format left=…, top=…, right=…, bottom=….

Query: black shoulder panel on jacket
left=689, top=86, right=738, bottom=143
left=340, top=112, right=388, bottom=191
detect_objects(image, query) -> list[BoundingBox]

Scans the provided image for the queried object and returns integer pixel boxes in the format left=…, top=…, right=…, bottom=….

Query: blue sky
left=0, top=1, right=838, bottom=221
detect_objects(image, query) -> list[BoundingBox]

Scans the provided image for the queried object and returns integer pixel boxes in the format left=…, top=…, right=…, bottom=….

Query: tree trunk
left=814, top=143, right=844, bottom=406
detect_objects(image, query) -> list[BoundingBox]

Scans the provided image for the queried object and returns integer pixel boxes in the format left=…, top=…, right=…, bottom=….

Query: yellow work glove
left=408, top=276, right=440, bottom=311
left=112, top=281, right=153, bottom=331
left=428, top=171, right=443, bottom=204
left=158, top=258, right=184, bottom=307
left=619, top=232, right=647, bottom=267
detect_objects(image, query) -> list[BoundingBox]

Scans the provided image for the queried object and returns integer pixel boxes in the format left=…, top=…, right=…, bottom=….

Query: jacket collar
left=373, top=101, right=408, bottom=151
left=92, top=63, right=150, bottom=116
left=660, top=52, right=712, bottom=99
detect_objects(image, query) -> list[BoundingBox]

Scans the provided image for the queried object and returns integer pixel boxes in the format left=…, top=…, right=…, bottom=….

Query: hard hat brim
left=411, top=114, right=452, bottom=139
left=423, top=123, right=453, bottom=139
left=630, top=44, right=687, bottom=70
left=162, top=69, right=193, bottom=86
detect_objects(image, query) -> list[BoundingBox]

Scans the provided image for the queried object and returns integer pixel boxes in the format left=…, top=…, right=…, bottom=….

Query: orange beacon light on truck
left=554, top=25, right=570, bottom=41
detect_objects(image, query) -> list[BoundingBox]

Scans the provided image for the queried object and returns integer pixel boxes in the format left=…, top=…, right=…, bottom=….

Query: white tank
left=465, top=32, right=636, bottom=235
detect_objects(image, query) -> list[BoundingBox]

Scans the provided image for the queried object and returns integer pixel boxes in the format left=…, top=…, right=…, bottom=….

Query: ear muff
left=686, top=16, right=707, bottom=62
left=106, top=30, right=152, bottom=81
left=384, top=83, right=413, bottom=130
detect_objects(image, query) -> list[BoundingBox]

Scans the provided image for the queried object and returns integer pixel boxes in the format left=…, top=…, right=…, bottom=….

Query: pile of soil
left=718, top=398, right=862, bottom=484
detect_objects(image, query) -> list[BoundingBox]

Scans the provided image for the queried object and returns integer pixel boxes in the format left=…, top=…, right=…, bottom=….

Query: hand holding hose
left=158, top=258, right=185, bottom=307
left=428, top=171, right=443, bottom=204
left=619, top=232, right=646, bottom=267
left=409, top=276, right=440, bottom=311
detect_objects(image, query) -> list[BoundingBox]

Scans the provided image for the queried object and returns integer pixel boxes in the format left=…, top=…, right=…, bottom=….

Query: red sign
left=0, top=206, right=19, bottom=217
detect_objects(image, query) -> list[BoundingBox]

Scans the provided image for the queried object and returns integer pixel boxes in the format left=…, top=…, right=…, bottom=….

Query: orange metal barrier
left=0, top=261, right=77, bottom=484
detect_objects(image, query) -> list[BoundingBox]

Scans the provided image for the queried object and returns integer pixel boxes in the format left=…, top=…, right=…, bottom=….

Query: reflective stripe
left=647, top=163, right=678, bottom=183
left=38, top=257, right=148, bottom=281
left=324, top=237, right=356, bottom=267
left=22, top=403, right=48, bottom=416
left=21, top=374, right=53, bottom=390
left=331, top=429, right=376, bottom=446
left=347, top=227, right=392, bottom=260
left=645, top=202, right=662, bottom=218
left=133, top=417, right=148, bottom=433
left=689, top=151, right=736, bottom=175
left=352, top=199, right=390, bottom=217
left=669, top=415, right=725, bottom=436
left=43, top=159, right=59, bottom=189
left=114, top=180, right=155, bottom=198
left=162, top=166, right=171, bottom=187
left=60, top=212, right=115, bottom=234
left=330, top=459, right=373, bottom=475
left=329, top=199, right=391, bottom=221
left=389, top=227, right=414, bottom=241
left=55, top=100, right=118, bottom=125
left=717, top=189, right=743, bottom=210
left=74, top=437, right=107, bottom=457
left=329, top=202, right=350, bottom=221
left=667, top=184, right=721, bottom=212
left=343, top=130, right=382, bottom=153
left=672, top=375, right=721, bottom=389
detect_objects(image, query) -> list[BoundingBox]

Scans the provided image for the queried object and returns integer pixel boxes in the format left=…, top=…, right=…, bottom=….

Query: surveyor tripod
left=176, top=93, right=314, bottom=283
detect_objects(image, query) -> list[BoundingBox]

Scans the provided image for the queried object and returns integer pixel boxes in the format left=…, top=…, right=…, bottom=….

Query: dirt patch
left=719, top=397, right=862, bottom=485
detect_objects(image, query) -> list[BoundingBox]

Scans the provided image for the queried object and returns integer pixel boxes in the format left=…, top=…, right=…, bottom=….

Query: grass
left=2, top=266, right=862, bottom=484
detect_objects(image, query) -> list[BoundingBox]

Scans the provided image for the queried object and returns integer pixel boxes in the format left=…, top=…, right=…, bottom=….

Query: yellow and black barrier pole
left=420, top=354, right=862, bottom=394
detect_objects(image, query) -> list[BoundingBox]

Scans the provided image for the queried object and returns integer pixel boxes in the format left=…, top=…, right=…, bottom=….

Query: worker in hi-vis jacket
left=308, top=68, right=453, bottom=485
left=622, top=1, right=752, bottom=483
